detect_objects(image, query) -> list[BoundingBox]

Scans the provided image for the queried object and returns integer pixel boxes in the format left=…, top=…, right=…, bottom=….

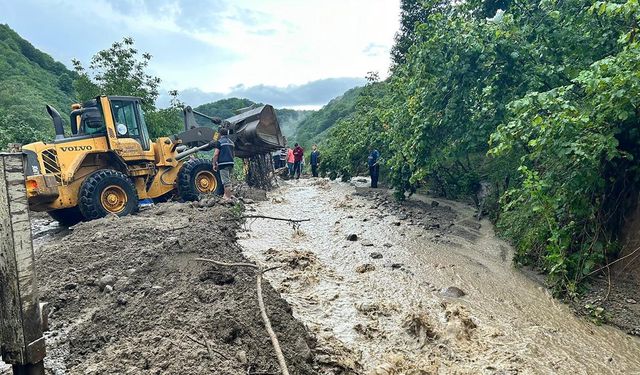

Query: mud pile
left=26, top=202, right=319, bottom=374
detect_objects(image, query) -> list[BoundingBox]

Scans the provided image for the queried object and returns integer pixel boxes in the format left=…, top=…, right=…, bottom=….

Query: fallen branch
left=195, top=258, right=290, bottom=375
left=242, top=215, right=310, bottom=223
left=582, top=245, right=640, bottom=279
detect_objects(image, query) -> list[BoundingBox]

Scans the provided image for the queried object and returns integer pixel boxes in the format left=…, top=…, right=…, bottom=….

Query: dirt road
left=239, top=178, right=640, bottom=374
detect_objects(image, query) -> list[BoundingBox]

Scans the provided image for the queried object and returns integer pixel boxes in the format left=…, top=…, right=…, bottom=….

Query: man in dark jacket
left=213, top=128, right=235, bottom=200
left=310, top=144, right=320, bottom=177
left=293, top=143, right=304, bottom=179
left=368, top=148, right=380, bottom=188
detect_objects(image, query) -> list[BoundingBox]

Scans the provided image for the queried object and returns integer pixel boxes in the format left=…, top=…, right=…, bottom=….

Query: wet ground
left=2, top=201, right=321, bottom=375
left=239, top=178, right=640, bottom=374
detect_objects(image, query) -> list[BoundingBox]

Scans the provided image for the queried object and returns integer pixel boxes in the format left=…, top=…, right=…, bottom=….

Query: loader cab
left=66, top=96, right=151, bottom=152
left=108, top=97, right=151, bottom=151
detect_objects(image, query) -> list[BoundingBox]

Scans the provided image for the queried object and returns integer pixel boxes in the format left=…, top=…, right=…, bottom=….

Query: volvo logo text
left=60, top=145, right=93, bottom=151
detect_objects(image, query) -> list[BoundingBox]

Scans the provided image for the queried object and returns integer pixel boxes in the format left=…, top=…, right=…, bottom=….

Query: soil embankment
left=3, top=200, right=321, bottom=374
left=239, top=178, right=640, bottom=374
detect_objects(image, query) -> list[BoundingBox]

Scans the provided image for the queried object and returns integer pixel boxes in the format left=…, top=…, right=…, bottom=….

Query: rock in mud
left=370, top=252, right=383, bottom=259
left=235, top=350, right=248, bottom=365
left=441, top=286, right=466, bottom=298
left=383, top=243, right=393, bottom=248
left=347, top=233, right=358, bottom=241
left=431, top=200, right=440, bottom=207
left=116, top=294, right=128, bottom=305
left=98, top=275, right=116, bottom=291
left=361, top=241, right=374, bottom=247
left=356, top=263, right=376, bottom=273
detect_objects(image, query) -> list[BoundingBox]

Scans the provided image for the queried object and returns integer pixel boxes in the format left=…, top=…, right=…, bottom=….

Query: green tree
left=72, top=37, right=180, bottom=139
left=72, top=37, right=160, bottom=109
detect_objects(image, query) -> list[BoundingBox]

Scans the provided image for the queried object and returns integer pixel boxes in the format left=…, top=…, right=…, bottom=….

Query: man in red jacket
left=293, top=143, right=304, bottom=179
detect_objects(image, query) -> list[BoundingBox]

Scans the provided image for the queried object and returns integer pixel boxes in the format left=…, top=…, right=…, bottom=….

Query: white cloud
left=1, top=0, right=400, bottom=104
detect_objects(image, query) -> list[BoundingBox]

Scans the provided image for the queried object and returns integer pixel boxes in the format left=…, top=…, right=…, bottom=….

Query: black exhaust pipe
left=46, top=105, right=65, bottom=140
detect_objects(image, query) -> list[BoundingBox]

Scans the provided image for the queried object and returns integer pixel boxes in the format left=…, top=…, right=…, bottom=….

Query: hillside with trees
left=293, top=86, right=365, bottom=147
left=319, top=0, right=638, bottom=295
left=0, top=24, right=77, bottom=147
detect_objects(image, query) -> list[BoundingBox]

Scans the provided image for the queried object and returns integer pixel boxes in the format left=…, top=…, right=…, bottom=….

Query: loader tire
left=177, top=159, right=222, bottom=201
left=48, top=207, right=84, bottom=227
left=79, top=169, right=139, bottom=221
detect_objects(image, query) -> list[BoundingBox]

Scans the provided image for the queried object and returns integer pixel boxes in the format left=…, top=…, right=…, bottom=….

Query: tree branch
left=195, top=258, right=290, bottom=375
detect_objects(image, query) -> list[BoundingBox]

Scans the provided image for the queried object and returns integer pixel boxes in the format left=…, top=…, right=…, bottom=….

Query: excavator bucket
left=225, top=105, right=286, bottom=158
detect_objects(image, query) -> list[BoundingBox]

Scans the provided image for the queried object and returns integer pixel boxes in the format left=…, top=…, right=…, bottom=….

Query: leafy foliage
left=319, top=0, right=636, bottom=293
left=72, top=37, right=183, bottom=139
left=0, top=24, right=77, bottom=148
left=294, top=86, right=364, bottom=148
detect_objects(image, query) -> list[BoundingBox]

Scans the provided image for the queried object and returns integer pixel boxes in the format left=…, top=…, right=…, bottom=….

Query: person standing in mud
left=368, top=148, right=380, bottom=188
left=287, top=147, right=295, bottom=176
left=213, top=128, right=235, bottom=201
left=310, top=144, right=321, bottom=177
left=293, top=143, right=304, bottom=179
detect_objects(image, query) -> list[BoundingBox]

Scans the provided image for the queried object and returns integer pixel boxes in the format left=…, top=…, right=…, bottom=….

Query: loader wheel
left=48, top=207, right=84, bottom=227
left=79, top=169, right=139, bottom=220
left=177, top=159, right=222, bottom=201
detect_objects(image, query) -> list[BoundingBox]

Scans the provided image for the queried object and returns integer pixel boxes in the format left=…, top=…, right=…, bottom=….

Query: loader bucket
left=225, top=105, right=286, bottom=158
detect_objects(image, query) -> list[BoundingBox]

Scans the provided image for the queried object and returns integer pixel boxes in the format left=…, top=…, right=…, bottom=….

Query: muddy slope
left=24, top=202, right=318, bottom=374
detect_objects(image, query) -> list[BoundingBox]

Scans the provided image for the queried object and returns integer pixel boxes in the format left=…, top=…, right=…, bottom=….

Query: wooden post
left=0, top=153, right=45, bottom=375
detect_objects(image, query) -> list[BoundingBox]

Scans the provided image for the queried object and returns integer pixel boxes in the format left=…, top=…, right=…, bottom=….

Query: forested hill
left=195, top=98, right=313, bottom=139
left=0, top=24, right=76, bottom=147
left=293, top=86, right=364, bottom=147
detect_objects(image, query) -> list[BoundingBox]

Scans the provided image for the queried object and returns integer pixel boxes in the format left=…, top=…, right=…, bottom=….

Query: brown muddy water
left=238, top=178, right=640, bottom=374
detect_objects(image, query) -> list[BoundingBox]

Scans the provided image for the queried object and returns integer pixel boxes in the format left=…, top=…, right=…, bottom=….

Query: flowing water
left=239, top=178, right=640, bottom=374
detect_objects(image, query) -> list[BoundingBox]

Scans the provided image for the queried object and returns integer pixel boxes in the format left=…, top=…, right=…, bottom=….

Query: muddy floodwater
left=239, top=179, right=640, bottom=374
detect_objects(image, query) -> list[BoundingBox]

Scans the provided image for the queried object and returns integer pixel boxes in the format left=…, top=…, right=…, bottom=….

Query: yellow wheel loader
left=21, top=95, right=285, bottom=225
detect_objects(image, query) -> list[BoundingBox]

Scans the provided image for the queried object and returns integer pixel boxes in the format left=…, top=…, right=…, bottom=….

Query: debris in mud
left=355, top=301, right=397, bottom=317
left=403, top=311, right=439, bottom=343
left=361, top=240, right=374, bottom=247
left=356, top=263, right=376, bottom=273
left=444, top=304, right=477, bottom=340
left=370, top=252, right=383, bottom=259
left=346, top=233, right=358, bottom=241
left=353, top=322, right=381, bottom=339
left=383, top=243, right=393, bottom=248
left=440, top=286, right=466, bottom=298
left=431, top=200, right=440, bottom=207
left=32, top=202, right=320, bottom=374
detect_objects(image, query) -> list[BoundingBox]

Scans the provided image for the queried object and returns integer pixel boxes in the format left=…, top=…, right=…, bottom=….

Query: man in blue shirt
left=213, top=128, right=235, bottom=200
left=368, top=148, right=380, bottom=188
left=310, top=144, right=320, bottom=177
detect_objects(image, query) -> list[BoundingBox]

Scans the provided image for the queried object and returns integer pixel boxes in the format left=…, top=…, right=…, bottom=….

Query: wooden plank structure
left=0, top=153, right=46, bottom=375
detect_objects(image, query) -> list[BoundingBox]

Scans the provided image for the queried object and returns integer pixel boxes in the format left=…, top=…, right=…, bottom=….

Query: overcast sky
left=0, top=0, right=400, bottom=109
